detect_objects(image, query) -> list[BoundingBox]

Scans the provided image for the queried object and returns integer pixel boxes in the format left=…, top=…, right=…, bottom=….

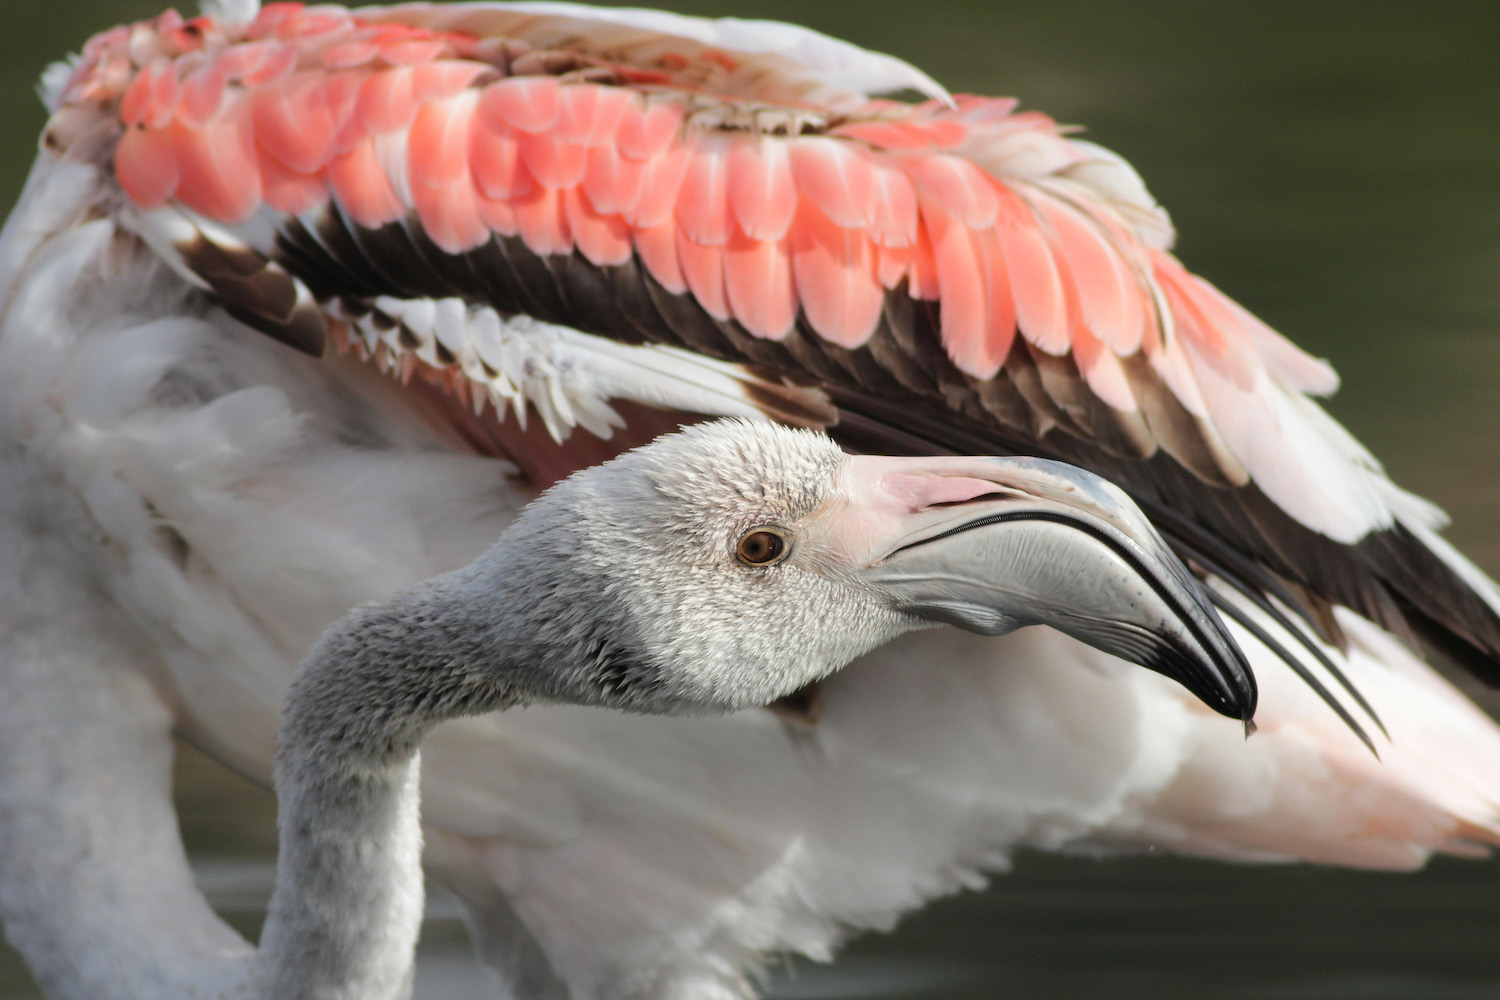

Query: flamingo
left=0, top=3, right=1497, bottom=999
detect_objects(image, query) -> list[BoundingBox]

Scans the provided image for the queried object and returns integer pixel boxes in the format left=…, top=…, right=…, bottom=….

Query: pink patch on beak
left=880, top=472, right=1009, bottom=510
left=817, top=455, right=1027, bottom=566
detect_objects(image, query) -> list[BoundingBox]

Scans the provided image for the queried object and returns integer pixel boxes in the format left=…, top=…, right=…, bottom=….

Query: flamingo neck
left=256, top=565, right=527, bottom=1000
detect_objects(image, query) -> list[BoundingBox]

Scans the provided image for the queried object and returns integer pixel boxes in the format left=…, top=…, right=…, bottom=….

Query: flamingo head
left=487, top=420, right=1256, bottom=725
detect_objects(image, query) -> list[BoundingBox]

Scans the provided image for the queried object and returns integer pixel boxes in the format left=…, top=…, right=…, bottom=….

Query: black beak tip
left=1149, top=647, right=1258, bottom=725
left=1227, top=650, right=1259, bottom=725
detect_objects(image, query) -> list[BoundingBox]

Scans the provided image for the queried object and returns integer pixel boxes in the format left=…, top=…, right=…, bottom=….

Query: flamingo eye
left=736, top=528, right=788, bottom=566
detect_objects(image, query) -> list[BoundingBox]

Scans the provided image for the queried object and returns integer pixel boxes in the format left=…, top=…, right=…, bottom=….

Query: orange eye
left=736, top=529, right=787, bottom=566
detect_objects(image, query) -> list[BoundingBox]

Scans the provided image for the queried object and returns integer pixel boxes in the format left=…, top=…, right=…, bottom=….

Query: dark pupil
left=740, top=531, right=783, bottom=564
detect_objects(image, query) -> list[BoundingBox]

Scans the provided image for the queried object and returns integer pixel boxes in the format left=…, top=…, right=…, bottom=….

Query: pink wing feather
left=88, top=5, right=1325, bottom=401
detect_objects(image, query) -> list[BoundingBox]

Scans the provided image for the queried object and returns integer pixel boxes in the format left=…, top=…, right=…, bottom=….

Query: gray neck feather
left=256, top=559, right=533, bottom=1000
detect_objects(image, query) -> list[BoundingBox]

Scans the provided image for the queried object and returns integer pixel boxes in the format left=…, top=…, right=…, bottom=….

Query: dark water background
left=2, top=1, right=1498, bottom=997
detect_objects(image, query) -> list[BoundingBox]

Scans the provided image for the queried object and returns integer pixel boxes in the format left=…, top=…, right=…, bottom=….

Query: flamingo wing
left=53, top=3, right=1500, bottom=727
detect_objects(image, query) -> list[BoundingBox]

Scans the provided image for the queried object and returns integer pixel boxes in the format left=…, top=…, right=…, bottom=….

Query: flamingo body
left=3, top=3, right=1500, bottom=998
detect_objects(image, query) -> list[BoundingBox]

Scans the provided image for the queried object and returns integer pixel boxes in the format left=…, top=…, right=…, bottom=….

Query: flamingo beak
left=821, top=453, right=1257, bottom=724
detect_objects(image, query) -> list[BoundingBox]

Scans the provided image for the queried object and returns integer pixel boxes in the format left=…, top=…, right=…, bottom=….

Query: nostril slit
left=928, top=491, right=1011, bottom=508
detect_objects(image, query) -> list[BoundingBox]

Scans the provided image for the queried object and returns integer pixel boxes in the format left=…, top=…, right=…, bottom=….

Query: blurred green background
left=2, top=1, right=1498, bottom=997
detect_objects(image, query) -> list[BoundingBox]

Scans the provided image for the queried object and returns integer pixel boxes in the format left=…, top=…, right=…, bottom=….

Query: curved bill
left=817, top=453, right=1257, bottom=724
